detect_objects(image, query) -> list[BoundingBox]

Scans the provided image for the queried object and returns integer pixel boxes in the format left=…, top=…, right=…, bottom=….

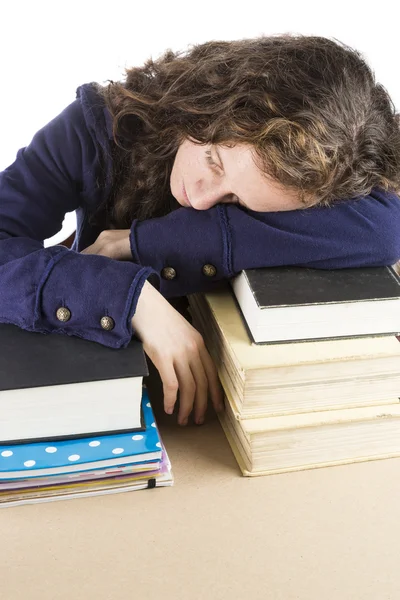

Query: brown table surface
left=1, top=369, right=400, bottom=600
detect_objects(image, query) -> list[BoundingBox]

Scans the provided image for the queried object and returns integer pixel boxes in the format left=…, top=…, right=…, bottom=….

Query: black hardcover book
left=231, top=265, right=400, bottom=344
left=0, top=324, right=148, bottom=444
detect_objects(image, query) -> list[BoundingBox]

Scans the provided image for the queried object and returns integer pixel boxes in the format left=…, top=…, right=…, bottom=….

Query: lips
left=182, top=183, right=192, bottom=207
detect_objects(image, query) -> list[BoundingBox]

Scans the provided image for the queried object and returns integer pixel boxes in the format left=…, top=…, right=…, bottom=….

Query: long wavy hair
left=92, top=33, right=400, bottom=229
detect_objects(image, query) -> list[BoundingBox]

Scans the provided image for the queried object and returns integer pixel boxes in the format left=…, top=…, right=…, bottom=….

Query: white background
left=1, top=0, right=398, bottom=247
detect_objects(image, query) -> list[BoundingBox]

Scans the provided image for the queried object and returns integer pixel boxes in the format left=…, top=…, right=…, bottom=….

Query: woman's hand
left=80, top=229, right=132, bottom=261
left=132, top=281, right=224, bottom=426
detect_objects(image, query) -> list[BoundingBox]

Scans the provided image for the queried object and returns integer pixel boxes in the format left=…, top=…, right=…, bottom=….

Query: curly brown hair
left=93, top=33, right=400, bottom=229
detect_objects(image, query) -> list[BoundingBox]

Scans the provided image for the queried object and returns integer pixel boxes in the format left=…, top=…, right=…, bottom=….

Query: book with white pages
left=231, top=265, right=400, bottom=344
left=0, top=323, right=148, bottom=444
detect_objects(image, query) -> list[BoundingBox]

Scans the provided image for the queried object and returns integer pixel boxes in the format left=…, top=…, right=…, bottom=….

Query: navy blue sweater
left=1, top=83, right=399, bottom=348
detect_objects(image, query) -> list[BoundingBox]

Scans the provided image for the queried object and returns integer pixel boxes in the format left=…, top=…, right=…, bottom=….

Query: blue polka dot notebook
left=0, top=389, right=162, bottom=480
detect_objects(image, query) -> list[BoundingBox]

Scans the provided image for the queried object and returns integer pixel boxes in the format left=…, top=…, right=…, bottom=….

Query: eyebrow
left=215, top=147, right=249, bottom=208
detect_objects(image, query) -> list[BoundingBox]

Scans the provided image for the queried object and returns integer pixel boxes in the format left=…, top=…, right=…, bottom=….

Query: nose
left=190, top=195, right=219, bottom=211
left=190, top=185, right=233, bottom=211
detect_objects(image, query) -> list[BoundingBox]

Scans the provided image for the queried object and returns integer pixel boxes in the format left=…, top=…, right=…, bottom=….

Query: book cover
left=241, top=265, right=400, bottom=309
left=0, top=323, right=148, bottom=391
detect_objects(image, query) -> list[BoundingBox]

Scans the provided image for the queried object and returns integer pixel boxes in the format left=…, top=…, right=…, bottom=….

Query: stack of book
left=189, top=264, right=400, bottom=476
left=0, top=324, right=173, bottom=506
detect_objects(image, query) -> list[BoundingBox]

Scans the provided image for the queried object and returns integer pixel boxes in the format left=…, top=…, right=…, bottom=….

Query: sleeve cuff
left=129, top=207, right=230, bottom=298
left=34, top=251, right=159, bottom=348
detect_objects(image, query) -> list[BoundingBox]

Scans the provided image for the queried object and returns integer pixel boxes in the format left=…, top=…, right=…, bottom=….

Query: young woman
left=1, top=34, right=400, bottom=426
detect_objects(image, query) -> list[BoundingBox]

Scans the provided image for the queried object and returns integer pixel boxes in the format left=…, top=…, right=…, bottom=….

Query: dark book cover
left=0, top=323, right=148, bottom=391
left=244, top=266, right=400, bottom=309
left=0, top=324, right=149, bottom=444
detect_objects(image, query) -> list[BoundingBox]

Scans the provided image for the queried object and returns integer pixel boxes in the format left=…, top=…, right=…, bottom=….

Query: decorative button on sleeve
left=56, top=307, right=71, bottom=322
left=202, top=264, right=217, bottom=277
left=161, top=267, right=177, bottom=280
left=100, top=316, right=115, bottom=331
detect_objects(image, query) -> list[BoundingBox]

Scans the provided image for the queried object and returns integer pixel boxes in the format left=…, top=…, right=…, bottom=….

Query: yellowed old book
left=189, top=288, right=400, bottom=419
left=219, top=399, right=400, bottom=476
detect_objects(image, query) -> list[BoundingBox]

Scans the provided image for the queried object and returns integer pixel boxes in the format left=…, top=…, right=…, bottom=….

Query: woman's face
left=170, top=139, right=306, bottom=212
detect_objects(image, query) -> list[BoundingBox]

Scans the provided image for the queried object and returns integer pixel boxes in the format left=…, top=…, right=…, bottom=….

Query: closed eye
left=205, top=150, right=221, bottom=169
left=206, top=148, right=247, bottom=208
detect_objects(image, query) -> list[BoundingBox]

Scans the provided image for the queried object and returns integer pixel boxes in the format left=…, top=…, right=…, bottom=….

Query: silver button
left=100, top=316, right=115, bottom=331
left=56, top=307, right=71, bottom=322
left=202, top=264, right=217, bottom=277
left=161, top=267, right=177, bottom=280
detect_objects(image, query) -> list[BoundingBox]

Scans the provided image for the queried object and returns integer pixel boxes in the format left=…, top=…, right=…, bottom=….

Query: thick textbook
left=0, top=323, right=148, bottom=444
left=189, top=289, right=400, bottom=418
left=219, top=400, right=400, bottom=476
left=231, top=265, right=400, bottom=343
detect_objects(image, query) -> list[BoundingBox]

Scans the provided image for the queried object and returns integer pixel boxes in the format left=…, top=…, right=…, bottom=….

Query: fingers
left=154, top=357, right=197, bottom=426
left=173, top=361, right=197, bottom=426
left=168, top=346, right=224, bottom=426
left=144, top=327, right=224, bottom=427
left=177, top=357, right=208, bottom=425
left=199, top=345, right=225, bottom=414
left=153, top=358, right=179, bottom=416
left=79, top=230, right=132, bottom=259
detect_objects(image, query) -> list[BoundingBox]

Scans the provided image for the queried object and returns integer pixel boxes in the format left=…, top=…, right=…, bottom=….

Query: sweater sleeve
left=0, top=98, right=158, bottom=348
left=130, top=187, right=400, bottom=298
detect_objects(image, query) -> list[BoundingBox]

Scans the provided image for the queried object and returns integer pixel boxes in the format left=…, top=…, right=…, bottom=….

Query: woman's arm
left=130, top=188, right=400, bottom=298
left=0, top=97, right=156, bottom=349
